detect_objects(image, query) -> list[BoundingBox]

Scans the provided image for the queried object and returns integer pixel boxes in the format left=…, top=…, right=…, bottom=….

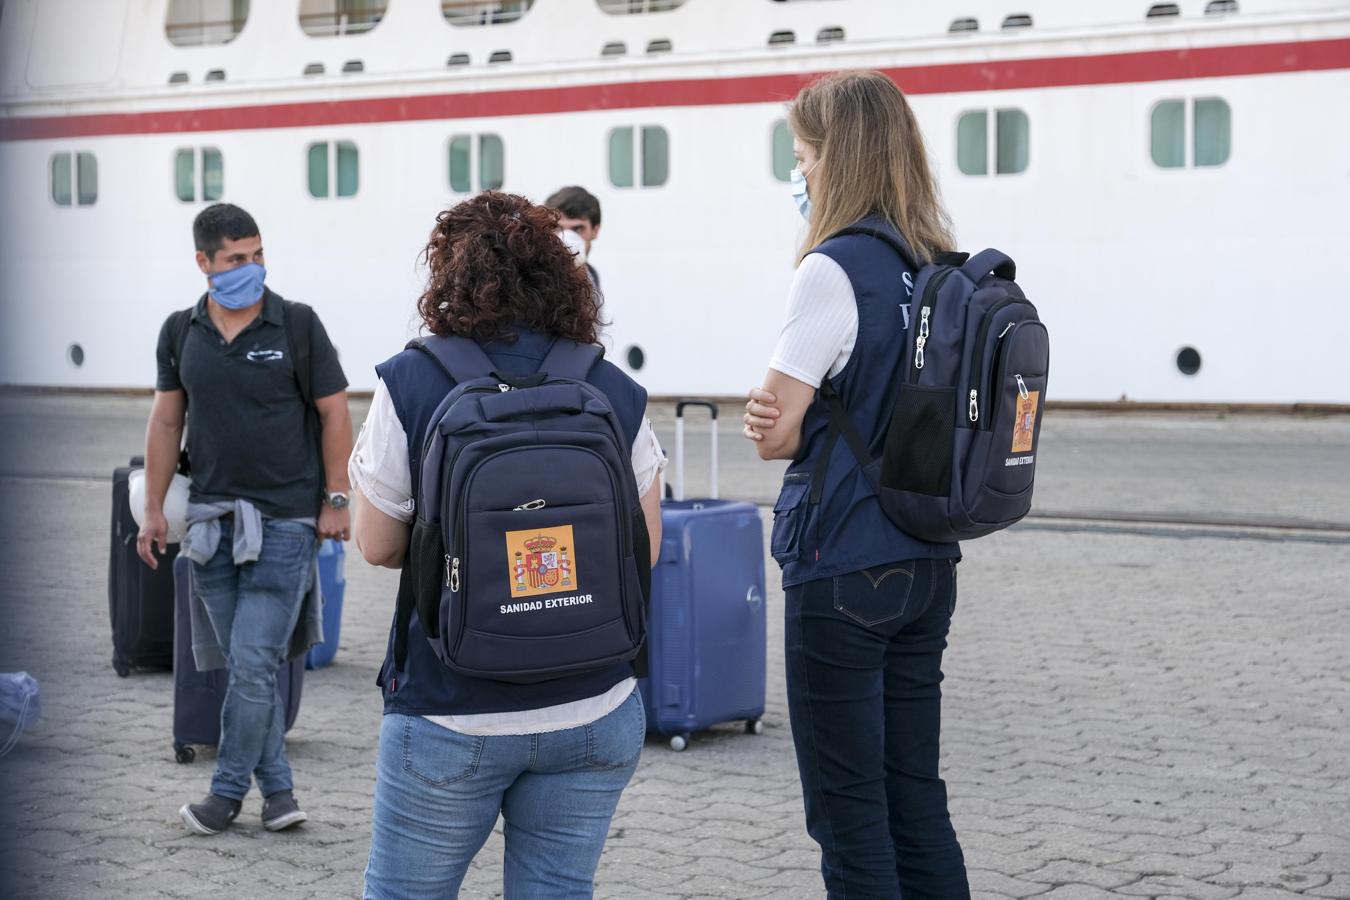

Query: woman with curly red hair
left=350, top=192, right=665, bottom=899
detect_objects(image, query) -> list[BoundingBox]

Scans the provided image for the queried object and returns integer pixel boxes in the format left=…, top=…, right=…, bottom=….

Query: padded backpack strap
left=538, top=339, right=603, bottom=381
left=409, top=334, right=498, bottom=383
left=827, top=223, right=921, bottom=271
left=961, top=248, right=1016, bottom=283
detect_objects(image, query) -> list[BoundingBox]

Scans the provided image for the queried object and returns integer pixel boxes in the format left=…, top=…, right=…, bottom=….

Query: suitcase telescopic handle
left=673, top=400, right=719, bottom=502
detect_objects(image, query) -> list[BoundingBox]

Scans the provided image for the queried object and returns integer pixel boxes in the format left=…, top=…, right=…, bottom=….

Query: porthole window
left=299, top=0, right=386, bottom=37
left=1205, top=0, right=1238, bottom=13
left=1176, top=346, right=1201, bottom=375
left=166, top=0, right=249, bottom=46
left=1151, top=98, right=1231, bottom=169
left=442, top=0, right=535, bottom=25
left=626, top=345, right=645, bottom=371
left=175, top=147, right=224, bottom=202
left=169, top=71, right=190, bottom=84
left=50, top=152, right=97, bottom=207
left=448, top=134, right=505, bottom=192
left=1002, top=13, right=1033, bottom=29
left=447, top=52, right=471, bottom=66
left=768, top=30, right=795, bottom=47
left=488, top=50, right=513, bottom=63
left=956, top=109, right=1029, bottom=176
left=949, top=17, right=979, bottom=32
left=646, top=38, right=672, bottom=54
left=1147, top=3, right=1181, bottom=18
left=601, top=41, right=627, bottom=57
left=307, top=141, right=359, bottom=198
left=68, top=344, right=85, bottom=368
left=609, top=126, right=668, bottom=188
left=817, top=26, right=844, bottom=43
left=771, top=120, right=795, bottom=182
left=597, top=0, right=687, bottom=14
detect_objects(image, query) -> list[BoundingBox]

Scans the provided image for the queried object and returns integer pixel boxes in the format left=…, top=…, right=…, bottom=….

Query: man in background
left=546, top=185, right=603, bottom=291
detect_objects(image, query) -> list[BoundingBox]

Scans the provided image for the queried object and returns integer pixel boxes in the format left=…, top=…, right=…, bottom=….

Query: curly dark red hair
left=417, top=191, right=602, bottom=345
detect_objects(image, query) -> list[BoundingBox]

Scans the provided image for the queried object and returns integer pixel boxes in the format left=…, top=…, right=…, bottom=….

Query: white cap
left=128, top=469, right=190, bottom=544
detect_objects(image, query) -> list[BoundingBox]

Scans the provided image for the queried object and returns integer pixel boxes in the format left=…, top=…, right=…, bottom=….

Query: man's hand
left=136, top=511, right=171, bottom=570
left=742, top=387, right=781, bottom=442
left=318, top=504, right=350, bottom=542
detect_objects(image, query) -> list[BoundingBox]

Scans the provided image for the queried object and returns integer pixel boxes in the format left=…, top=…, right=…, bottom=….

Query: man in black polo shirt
left=137, top=203, right=353, bottom=836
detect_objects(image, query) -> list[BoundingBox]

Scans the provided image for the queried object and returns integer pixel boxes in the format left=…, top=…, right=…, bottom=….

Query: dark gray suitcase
left=171, top=555, right=304, bottom=764
left=108, top=457, right=176, bottom=675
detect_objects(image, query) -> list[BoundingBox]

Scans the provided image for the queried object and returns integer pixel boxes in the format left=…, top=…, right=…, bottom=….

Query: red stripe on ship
left=3, top=37, right=1348, bottom=141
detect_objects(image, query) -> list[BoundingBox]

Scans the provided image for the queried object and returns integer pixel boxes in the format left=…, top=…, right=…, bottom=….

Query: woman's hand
left=742, top=387, right=781, bottom=442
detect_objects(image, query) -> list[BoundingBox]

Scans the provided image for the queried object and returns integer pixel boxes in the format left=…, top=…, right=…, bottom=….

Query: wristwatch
left=323, top=490, right=350, bottom=510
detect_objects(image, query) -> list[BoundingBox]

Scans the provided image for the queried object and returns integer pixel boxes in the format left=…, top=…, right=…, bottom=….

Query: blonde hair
left=789, top=71, right=954, bottom=264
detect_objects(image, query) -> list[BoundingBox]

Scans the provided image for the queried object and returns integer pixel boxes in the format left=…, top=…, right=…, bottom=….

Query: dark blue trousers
left=785, top=558, right=970, bottom=900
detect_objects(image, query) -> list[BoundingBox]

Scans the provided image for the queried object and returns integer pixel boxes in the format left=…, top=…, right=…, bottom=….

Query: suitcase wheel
left=746, top=718, right=764, bottom=736
left=668, top=734, right=689, bottom=752
left=174, top=742, right=196, bottom=764
left=113, top=655, right=130, bottom=678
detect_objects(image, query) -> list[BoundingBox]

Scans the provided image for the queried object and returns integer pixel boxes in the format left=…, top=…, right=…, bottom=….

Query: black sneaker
left=261, top=790, right=308, bottom=832
left=179, top=794, right=241, bottom=836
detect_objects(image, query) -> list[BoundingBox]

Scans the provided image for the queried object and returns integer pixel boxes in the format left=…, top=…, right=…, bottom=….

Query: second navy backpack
left=399, top=335, right=649, bottom=684
left=817, top=225, right=1051, bottom=542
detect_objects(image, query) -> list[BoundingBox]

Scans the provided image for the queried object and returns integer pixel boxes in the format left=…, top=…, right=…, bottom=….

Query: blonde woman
left=743, top=72, right=970, bottom=899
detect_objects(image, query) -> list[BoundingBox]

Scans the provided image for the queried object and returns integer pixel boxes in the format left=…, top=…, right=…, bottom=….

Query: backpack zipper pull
left=513, top=499, right=546, bottom=511
left=1016, top=374, right=1030, bottom=399
left=444, top=554, right=453, bottom=587
left=969, top=389, right=979, bottom=423
left=449, top=557, right=460, bottom=592
left=915, top=306, right=931, bottom=370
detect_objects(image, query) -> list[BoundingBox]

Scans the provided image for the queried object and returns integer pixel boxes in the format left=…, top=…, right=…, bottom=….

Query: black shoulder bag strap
left=283, top=299, right=317, bottom=409
left=168, top=306, right=197, bottom=475
left=809, top=381, right=879, bottom=507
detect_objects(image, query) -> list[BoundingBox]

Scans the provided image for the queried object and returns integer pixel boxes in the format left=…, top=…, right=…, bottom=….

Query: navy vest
left=375, top=328, right=648, bottom=715
left=771, top=217, right=960, bottom=588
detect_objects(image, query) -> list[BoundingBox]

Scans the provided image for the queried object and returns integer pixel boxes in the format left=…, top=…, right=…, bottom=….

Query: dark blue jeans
left=785, top=557, right=969, bottom=900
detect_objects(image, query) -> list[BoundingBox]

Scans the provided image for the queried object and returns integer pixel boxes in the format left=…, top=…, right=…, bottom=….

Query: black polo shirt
left=156, top=288, right=348, bottom=518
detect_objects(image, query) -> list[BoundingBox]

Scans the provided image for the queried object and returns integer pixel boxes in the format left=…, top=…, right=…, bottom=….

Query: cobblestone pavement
left=0, top=395, right=1346, bottom=899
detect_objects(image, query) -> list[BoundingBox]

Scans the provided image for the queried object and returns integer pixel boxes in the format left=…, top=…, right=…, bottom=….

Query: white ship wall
left=1, top=1, right=1348, bottom=402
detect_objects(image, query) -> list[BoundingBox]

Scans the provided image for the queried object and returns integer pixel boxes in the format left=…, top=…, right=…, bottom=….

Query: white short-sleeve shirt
left=349, top=380, right=666, bottom=735
left=768, top=253, right=859, bottom=388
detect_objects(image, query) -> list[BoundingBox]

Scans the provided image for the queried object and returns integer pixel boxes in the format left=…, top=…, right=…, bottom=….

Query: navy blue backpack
left=817, top=226, right=1050, bottom=542
left=398, top=335, right=649, bottom=684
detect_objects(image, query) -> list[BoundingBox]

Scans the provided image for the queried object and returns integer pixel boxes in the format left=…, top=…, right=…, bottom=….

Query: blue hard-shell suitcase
left=639, top=401, right=767, bottom=751
left=306, top=540, right=346, bottom=669
left=171, top=555, right=304, bottom=764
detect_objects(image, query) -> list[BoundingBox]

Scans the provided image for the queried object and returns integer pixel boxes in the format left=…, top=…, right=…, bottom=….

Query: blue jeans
left=785, top=558, right=970, bottom=900
left=192, top=518, right=316, bottom=801
left=364, top=688, right=645, bottom=900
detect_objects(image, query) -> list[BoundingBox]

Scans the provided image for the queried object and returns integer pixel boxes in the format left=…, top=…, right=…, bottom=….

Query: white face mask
left=558, top=227, right=588, bottom=266
left=789, top=161, right=817, bottom=221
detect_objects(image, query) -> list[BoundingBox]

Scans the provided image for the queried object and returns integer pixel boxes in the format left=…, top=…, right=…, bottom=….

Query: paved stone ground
left=0, top=394, right=1347, bottom=899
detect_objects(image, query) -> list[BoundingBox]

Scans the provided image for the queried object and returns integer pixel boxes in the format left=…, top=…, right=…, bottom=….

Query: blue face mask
left=789, top=164, right=815, bottom=221
left=208, top=262, right=266, bottom=310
